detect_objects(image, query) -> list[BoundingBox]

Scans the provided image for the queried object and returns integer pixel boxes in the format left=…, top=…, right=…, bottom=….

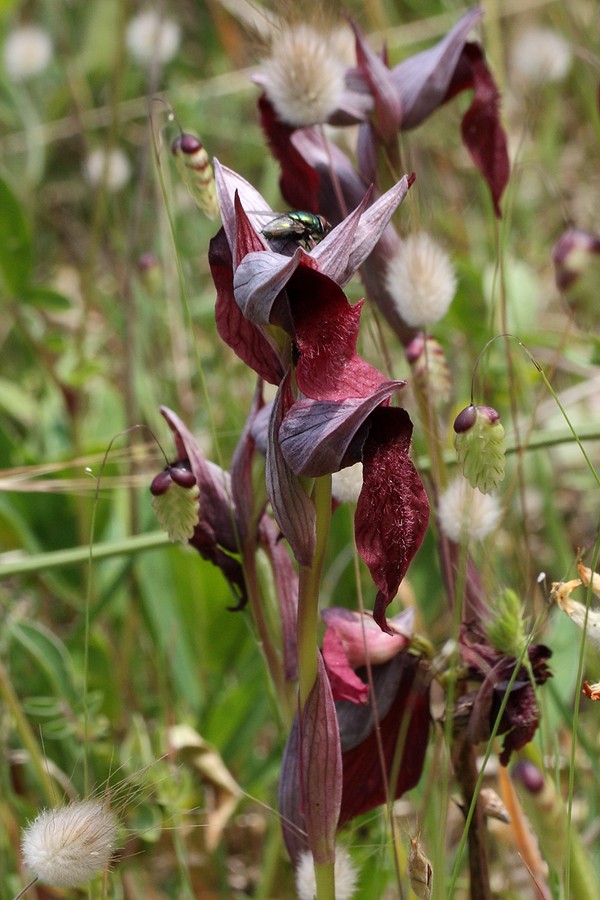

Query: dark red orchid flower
left=258, top=8, right=509, bottom=219
left=458, top=623, right=552, bottom=765
left=209, top=163, right=429, bottom=629
left=279, top=637, right=430, bottom=863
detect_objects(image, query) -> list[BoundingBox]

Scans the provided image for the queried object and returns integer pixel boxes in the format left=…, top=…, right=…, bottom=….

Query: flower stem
left=315, top=861, right=336, bottom=900
left=297, top=475, right=332, bottom=709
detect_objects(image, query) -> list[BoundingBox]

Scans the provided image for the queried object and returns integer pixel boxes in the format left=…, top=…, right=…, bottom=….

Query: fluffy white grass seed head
left=258, top=22, right=347, bottom=127
left=21, top=800, right=118, bottom=888
left=331, top=462, right=363, bottom=504
left=296, top=847, right=358, bottom=899
left=438, top=475, right=501, bottom=543
left=83, top=148, right=131, bottom=192
left=3, top=25, right=53, bottom=81
left=510, top=28, right=572, bottom=85
left=126, top=9, right=181, bottom=67
left=385, top=232, right=457, bottom=327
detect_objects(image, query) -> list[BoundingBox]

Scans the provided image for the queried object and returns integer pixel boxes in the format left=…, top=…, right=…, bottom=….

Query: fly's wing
left=262, top=215, right=306, bottom=239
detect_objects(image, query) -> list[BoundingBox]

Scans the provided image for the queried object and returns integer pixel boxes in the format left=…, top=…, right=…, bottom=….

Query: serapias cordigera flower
left=209, top=161, right=429, bottom=633
left=279, top=606, right=430, bottom=862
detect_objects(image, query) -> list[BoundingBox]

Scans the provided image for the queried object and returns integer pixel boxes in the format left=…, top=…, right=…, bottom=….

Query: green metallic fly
left=261, top=211, right=331, bottom=246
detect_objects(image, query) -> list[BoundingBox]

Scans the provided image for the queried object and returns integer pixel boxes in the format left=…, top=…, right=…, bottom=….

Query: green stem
left=297, top=475, right=331, bottom=709
left=315, top=861, right=336, bottom=900
left=0, top=658, right=56, bottom=804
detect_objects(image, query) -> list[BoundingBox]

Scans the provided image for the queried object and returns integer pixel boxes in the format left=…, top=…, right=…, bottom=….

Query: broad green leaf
left=0, top=176, right=32, bottom=293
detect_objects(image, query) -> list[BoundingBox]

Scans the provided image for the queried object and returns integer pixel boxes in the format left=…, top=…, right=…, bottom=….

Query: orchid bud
left=137, top=252, right=162, bottom=293
left=552, top=228, right=600, bottom=291
left=406, top=334, right=451, bottom=405
left=512, top=760, right=544, bottom=794
left=552, top=228, right=600, bottom=329
left=453, top=405, right=505, bottom=494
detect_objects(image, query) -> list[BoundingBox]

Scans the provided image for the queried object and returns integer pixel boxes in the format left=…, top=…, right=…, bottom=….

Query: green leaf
left=8, top=620, right=78, bottom=705
left=0, top=176, right=32, bottom=293
left=23, top=286, right=73, bottom=311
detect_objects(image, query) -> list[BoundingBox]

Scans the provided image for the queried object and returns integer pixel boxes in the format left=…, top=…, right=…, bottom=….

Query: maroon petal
left=209, top=228, right=284, bottom=385
left=337, top=653, right=430, bottom=826
left=259, top=95, right=322, bottom=213
left=258, top=514, right=299, bottom=681
left=230, top=381, right=266, bottom=542
left=213, top=159, right=272, bottom=258
left=233, top=246, right=306, bottom=326
left=390, top=8, right=483, bottom=128
left=159, top=406, right=248, bottom=607
left=298, top=655, right=342, bottom=864
left=289, top=269, right=391, bottom=400
left=459, top=43, right=510, bottom=217
left=312, top=177, right=411, bottom=286
left=355, top=408, right=429, bottom=633
left=266, top=372, right=316, bottom=566
left=279, top=384, right=403, bottom=478
left=351, top=19, right=402, bottom=140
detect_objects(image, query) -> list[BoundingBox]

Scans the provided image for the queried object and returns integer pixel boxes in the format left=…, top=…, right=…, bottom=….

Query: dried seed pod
left=407, top=834, right=432, bottom=900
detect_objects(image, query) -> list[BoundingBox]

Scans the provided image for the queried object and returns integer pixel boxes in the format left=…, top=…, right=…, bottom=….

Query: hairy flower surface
left=3, top=25, right=53, bottom=80
left=21, top=801, right=118, bottom=887
left=83, top=148, right=131, bottom=192
left=385, top=233, right=456, bottom=327
left=296, top=846, right=358, bottom=899
left=126, top=9, right=180, bottom=66
left=257, top=23, right=347, bottom=127
left=438, top=475, right=501, bottom=543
